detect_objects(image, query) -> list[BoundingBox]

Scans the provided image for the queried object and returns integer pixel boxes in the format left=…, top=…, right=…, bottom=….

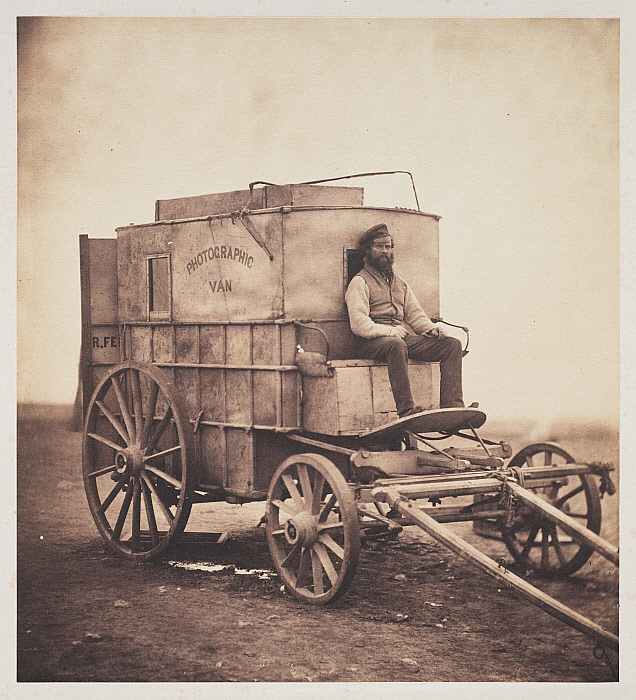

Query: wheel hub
left=284, top=511, right=318, bottom=547
left=115, top=446, right=145, bottom=477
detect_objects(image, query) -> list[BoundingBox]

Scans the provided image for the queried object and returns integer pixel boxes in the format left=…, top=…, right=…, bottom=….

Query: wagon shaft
left=372, top=484, right=618, bottom=652
left=505, top=480, right=619, bottom=566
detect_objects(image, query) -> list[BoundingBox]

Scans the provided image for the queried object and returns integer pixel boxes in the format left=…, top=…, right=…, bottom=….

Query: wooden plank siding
left=117, top=321, right=301, bottom=495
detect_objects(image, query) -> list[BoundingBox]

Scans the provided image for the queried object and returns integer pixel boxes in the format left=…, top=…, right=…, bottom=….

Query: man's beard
left=368, top=251, right=394, bottom=273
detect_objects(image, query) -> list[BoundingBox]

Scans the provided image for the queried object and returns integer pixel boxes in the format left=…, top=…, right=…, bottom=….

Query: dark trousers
left=357, top=334, right=464, bottom=414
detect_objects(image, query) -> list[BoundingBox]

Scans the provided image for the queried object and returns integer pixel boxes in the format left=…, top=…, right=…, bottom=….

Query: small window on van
left=344, top=247, right=365, bottom=288
left=148, top=254, right=171, bottom=320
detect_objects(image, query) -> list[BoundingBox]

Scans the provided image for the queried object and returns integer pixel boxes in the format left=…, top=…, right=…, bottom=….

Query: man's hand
left=389, top=325, right=409, bottom=339
left=428, top=325, right=448, bottom=339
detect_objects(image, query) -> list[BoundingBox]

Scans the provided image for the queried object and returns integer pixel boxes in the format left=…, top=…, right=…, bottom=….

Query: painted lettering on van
left=186, top=243, right=253, bottom=275
left=209, top=279, right=232, bottom=293
left=92, top=336, right=119, bottom=349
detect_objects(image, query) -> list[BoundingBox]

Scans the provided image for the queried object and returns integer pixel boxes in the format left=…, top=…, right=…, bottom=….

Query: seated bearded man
left=345, top=223, right=474, bottom=418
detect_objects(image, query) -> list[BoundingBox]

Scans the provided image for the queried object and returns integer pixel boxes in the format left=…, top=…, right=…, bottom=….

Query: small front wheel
left=266, top=454, right=360, bottom=604
left=501, top=442, right=601, bottom=577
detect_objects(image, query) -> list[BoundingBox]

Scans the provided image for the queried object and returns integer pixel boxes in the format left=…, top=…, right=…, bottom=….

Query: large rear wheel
left=82, top=361, right=196, bottom=560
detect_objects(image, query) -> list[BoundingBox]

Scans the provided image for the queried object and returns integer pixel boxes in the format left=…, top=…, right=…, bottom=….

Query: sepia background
left=16, top=16, right=620, bottom=428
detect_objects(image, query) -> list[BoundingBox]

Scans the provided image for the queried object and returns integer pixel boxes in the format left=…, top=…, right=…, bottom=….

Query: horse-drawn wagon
left=79, top=173, right=618, bottom=659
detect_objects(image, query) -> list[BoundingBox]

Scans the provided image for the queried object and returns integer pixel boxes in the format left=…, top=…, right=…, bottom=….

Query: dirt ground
left=16, top=405, right=619, bottom=691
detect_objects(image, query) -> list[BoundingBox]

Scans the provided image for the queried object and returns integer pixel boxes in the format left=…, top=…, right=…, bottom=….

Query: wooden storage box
left=302, top=360, right=440, bottom=435
left=154, top=183, right=364, bottom=221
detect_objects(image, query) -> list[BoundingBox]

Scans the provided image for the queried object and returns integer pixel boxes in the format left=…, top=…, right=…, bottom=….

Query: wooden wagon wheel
left=266, top=454, right=361, bottom=604
left=82, top=361, right=196, bottom=560
left=501, top=442, right=601, bottom=577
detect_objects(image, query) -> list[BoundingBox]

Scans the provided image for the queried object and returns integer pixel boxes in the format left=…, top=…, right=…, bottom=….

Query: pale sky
left=15, top=12, right=622, bottom=425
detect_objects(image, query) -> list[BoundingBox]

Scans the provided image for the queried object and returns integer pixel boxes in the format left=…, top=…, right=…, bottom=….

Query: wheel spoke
left=139, top=382, right=160, bottom=449
left=520, top=523, right=540, bottom=558
left=555, top=483, right=585, bottom=509
left=567, top=512, right=590, bottom=520
left=297, top=464, right=313, bottom=505
left=87, top=431, right=123, bottom=453
left=113, top=483, right=134, bottom=540
left=111, top=375, right=136, bottom=444
left=271, top=498, right=298, bottom=517
left=144, top=444, right=182, bottom=462
left=141, top=473, right=174, bottom=525
left=97, top=474, right=127, bottom=515
left=140, top=478, right=160, bottom=548
left=551, top=526, right=568, bottom=566
left=295, top=547, right=311, bottom=587
left=88, top=463, right=117, bottom=479
left=317, top=521, right=344, bottom=534
left=282, top=474, right=305, bottom=512
left=95, top=400, right=130, bottom=444
left=130, top=369, right=144, bottom=438
left=525, top=454, right=535, bottom=469
left=318, top=532, right=344, bottom=560
left=145, top=407, right=174, bottom=455
left=540, top=527, right=550, bottom=569
left=543, top=451, right=552, bottom=466
left=318, top=492, right=337, bottom=523
left=310, top=547, right=325, bottom=594
left=314, top=542, right=338, bottom=585
left=311, top=472, right=325, bottom=515
left=281, top=542, right=302, bottom=569
left=131, top=478, right=142, bottom=552
left=144, top=464, right=183, bottom=489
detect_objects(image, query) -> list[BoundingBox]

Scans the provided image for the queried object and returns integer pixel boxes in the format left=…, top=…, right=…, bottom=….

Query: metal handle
left=432, top=317, right=470, bottom=356
left=248, top=171, right=421, bottom=211
left=293, top=321, right=330, bottom=359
